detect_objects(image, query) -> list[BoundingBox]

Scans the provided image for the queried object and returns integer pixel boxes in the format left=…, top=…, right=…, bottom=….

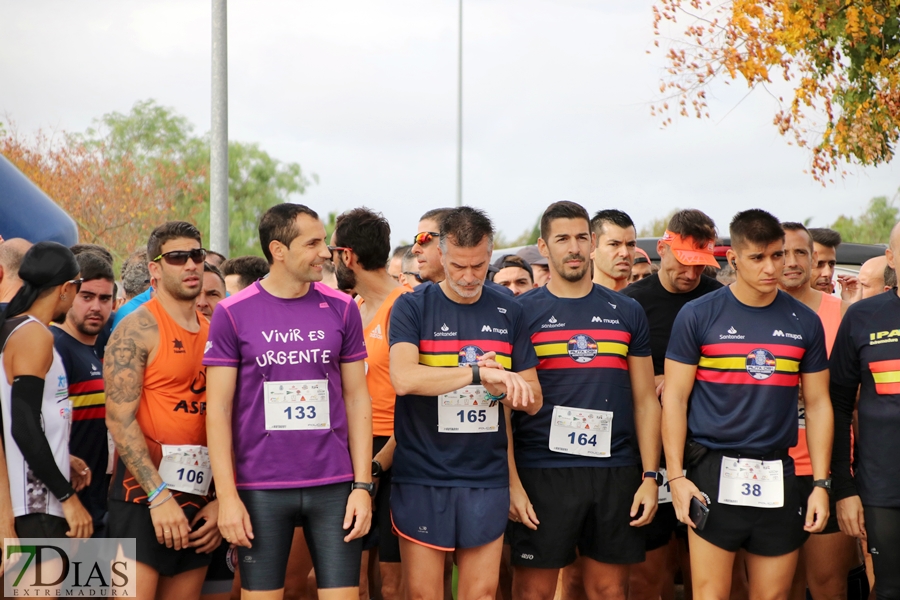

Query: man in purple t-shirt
left=205, top=203, right=373, bottom=599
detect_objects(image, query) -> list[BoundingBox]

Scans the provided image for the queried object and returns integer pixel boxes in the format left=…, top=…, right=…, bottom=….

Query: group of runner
left=0, top=199, right=898, bottom=600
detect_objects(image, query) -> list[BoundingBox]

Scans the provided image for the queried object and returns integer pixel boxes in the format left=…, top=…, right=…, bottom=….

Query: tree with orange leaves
left=652, top=0, right=900, bottom=183
left=0, top=124, right=206, bottom=265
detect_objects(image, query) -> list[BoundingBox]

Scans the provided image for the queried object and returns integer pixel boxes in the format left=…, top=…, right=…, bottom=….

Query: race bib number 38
left=264, top=380, right=330, bottom=431
left=158, top=444, right=211, bottom=496
left=718, top=457, right=784, bottom=508
left=548, top=406, right=612, bottom=458
left=437, top=385, right=499, bottom=433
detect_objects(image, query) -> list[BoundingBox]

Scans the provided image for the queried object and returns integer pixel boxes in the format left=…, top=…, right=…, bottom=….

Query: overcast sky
left=2, top=0, right=898, bottom=247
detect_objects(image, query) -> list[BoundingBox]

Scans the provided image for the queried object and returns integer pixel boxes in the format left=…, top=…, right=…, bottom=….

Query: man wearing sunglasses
left=206, top=203, right=373, bottom=600
left=332, top=207, right=411, bottom=600
left=411, top=209, right=453, bottom=284
left=389, top=206, right=542, bottom=600
left=413, top=209, right=514, bottom=297
left=106, top=222, right=220, bottom=600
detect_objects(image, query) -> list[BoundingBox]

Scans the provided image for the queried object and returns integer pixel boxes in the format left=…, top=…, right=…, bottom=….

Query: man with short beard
left=389, top=206, right=541, bottom=600
left=333, top=208, right=410, bottom=600
left=106, top=222, right=221, bottom=599
left=509, top=201, right=660, bottom=600
left=777, top=223, right=865, bottom=600
left=621, top=209, right=722, bottom=600
left=53, top=251, right=116, bottom=537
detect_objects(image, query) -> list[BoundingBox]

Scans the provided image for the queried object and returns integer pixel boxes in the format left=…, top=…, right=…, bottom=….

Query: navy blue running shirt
left=389, top=283, right=539, bottom=488
left=513, top=285, right=651, bottom=468
left=666, top=287, right=828, bottom=466
left=830, top=291, right=900, bottom=507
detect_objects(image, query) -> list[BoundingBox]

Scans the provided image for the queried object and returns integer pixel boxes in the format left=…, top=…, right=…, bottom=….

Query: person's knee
left=583, top=578, right=627, bottom=600
left=380, top=567, right=402, bottom=600
left=512, top=575, right=556, bottom=600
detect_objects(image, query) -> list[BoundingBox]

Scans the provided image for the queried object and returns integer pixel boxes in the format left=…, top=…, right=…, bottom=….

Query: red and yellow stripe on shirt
left=870, top=359, right=900, bottom=395
left=697, top=343, right=803, bottom=387
left=69, top=379, right=105, bottom=421
left=418, top=339, right=513, bottom=369
left=532, top=329, right=630, bottom=370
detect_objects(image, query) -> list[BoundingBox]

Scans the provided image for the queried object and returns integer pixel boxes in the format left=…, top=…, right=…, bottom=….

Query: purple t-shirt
left=203, top=281, right=367, bottom=490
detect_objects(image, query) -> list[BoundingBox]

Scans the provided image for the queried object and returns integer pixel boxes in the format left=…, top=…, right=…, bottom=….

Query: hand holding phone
left=689, top=495, right=710, bottom=530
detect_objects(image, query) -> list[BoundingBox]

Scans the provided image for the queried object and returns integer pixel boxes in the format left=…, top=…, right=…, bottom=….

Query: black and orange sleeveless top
left=110, top=297, right=210, bottom=508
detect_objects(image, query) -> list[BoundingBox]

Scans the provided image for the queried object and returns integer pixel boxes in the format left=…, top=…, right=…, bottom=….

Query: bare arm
left=506, top=405, right=539, bottom=529
left=661, top=359, right=705, bottom=525
left=341, top=359, right=373, bottom=541
left=206, top=366, right=238, bottom=500
left=104, top=308, right=162, bottom=494
left=497, top=367, right=542, bottom=415
left=373, top=436, right=396, bottom=471
left=801, top=370, right=834, bottom=481
left=629, top=355, right=661, bottom=473
left=342, top=360, right=374, bottom=484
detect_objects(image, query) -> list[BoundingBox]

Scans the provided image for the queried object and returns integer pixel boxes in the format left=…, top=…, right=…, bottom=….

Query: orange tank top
left=790, top=292, right=843, bottom=476
left=113, top=297, right=209, bottom=504
left=359, top=286, right=410, bottom=437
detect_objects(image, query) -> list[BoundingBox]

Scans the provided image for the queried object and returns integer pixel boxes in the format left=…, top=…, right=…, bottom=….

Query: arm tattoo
left=104, top=309, right=163, bottom=493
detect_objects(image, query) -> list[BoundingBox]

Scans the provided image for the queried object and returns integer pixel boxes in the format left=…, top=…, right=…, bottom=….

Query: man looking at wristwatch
left=205, top=203, right=373, bottom=600
left=389, top=206, right=541, bottom=600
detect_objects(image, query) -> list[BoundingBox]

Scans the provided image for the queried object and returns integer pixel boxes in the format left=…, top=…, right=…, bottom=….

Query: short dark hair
left=490, top=254, right=534, bottom=283
left=70, top=244, right=114, bottom=266
left=439, top=207, right=494, bottom=250
left=333, top=208, right=392, bottom=271
left=203, top=262, right=226, bottom=288
left=885, top=265, right=897, bottom=289
left=540, top=201, right=590, bottom=241
left=391, top=244, right=412, bottom=261
left=729, top=209, right=784, bottom=250
left=221, top=255, right=269, bottom=290
left=667, top=209, right=717, bottom=244
left=148, top=221, right=202, bottom=262
left=591, top=209, right=635, bottom=239
left=809, top=228, right=842, bottom=249
left=419, top=208, right=453, bottom=227
left=781, top=222, right=814, bottom=250
left=75, top=251, right=114, bottom=283
left=258, top=203, right=320, bottom=264
left=206, top=250, right=227, bottom=268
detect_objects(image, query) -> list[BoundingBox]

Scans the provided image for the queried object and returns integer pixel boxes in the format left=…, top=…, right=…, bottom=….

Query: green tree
left=830, top=192, right=899, bottom=244
left=495, top=217, right=540, bottom=249
left=639, top=209, right=679, bottom=237
left=82, top=99, right=314, bottom=257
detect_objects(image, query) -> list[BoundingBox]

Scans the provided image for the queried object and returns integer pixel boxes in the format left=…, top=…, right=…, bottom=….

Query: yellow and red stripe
left=696, top=342, right=804, bottom=387
left=870, top=359, right=900, bottom=395
left=69, top=379, right=105, bottom=421
left=418, top=339, right=513, bottom=369
left=532, top=329, right=631, bottom=371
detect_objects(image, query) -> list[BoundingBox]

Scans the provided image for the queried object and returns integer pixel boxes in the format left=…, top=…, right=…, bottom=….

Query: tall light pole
left=210, top=0, right=229, bottom=256
left=455, top=0, right=463, bottom=207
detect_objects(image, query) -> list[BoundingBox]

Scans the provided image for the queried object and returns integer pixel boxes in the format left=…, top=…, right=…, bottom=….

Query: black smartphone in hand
left=689, top=496, right=709, bottom=531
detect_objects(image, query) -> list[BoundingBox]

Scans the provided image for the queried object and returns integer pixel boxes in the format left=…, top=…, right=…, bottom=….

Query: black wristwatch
left=352, top=481, right=376, bottom=497
left=372, top=460, right=384, bottom=479
left=812, top=478, right=832, bottom=494
left=644, top=471, right=664, bottom=487
left=471, top=363, right=481, bottom=385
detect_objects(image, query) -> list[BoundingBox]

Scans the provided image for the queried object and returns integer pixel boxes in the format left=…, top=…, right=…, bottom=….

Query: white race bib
left=264, top=380, right=330, bottom=431
left=437, top=385, right=499, bottom=433
left=548, top=406, right=612, bottom=458
left=717, top=456, right=784, bottom=508
left=658, top=468, right=687, bottom=504
left=158, top=444, right=211, bottom=496
left=797, top=397, right=806, bottom=430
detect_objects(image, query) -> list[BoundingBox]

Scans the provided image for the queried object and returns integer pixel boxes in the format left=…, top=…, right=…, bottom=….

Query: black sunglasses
left=402, top=271, right=423, bottom=283
left=153, top=248, right=208, bottom=266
